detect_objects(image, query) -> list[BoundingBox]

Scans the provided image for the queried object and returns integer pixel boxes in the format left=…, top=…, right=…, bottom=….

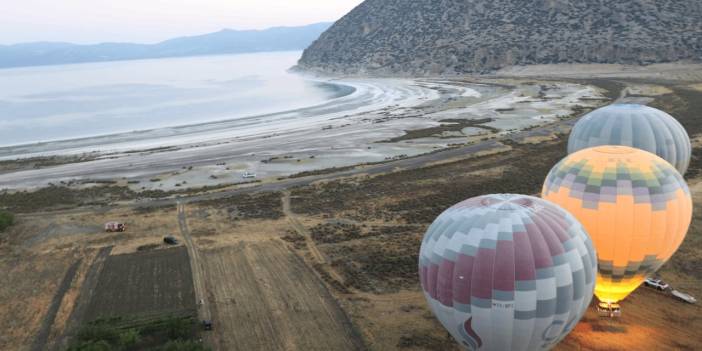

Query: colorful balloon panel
left=543, top=146, right=692, bottom=303
left=568, top=104, right=691, bottom=175
left=419, top=194, right=597, bottom=351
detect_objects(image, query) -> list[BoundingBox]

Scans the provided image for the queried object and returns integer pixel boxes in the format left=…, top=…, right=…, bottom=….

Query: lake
left=0, top=51, right=351, bottom=147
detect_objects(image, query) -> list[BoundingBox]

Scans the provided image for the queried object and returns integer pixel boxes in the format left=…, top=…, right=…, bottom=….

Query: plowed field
left=202, top=240, right=365, bottom=351
left=84, top=246, right=196, bottom=322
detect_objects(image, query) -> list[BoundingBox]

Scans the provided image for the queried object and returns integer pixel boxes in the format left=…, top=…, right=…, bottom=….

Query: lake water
left=0, top=51, right=351, bottom=147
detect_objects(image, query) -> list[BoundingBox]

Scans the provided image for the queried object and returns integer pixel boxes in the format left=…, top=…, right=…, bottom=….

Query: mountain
left=296, top=1, right=702, bottom=75
left=0, top=22, right=331, bottom=69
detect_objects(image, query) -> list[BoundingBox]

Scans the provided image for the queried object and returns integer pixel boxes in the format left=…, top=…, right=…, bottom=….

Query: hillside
left=297, top=0, right=702, bottom=75
left=0, top=22, right=331, bottom=69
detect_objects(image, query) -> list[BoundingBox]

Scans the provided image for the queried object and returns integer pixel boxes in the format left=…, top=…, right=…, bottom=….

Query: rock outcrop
left=297, top=0, right=702, bottom=75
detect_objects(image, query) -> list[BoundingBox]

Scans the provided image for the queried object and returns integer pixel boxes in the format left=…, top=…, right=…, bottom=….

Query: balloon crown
left=478, top=194, right=536, bottom=211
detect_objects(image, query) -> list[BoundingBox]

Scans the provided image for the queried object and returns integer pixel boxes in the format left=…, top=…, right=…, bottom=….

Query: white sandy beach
left=0, top=75, right=604, bottom=191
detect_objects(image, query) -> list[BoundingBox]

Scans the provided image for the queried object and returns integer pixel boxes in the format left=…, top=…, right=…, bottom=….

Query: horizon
left=0, top=0, right=363, bottom=45
left=0, top=22, right=333, bottom=47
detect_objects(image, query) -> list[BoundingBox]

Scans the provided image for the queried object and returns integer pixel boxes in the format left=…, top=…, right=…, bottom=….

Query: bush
left=164, top=317, right=193, bottom=340
left=68, top=340, right=113, bottom=351
left=118, top=329, right=140, bottom=349
left=156, top=340, right=209, bottom=351
left=69, top=316, right=201, bottom=351
left=76, top=324, right=120, bottom=345
left=0, top=210, right=13, bottom=232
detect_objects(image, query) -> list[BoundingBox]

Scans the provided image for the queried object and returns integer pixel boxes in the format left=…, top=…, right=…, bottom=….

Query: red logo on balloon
left=460, top=317, right=483, bottom=350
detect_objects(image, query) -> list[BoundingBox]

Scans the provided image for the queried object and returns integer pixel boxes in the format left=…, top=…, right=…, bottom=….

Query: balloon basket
left=596, top=301, right=622, bottom=318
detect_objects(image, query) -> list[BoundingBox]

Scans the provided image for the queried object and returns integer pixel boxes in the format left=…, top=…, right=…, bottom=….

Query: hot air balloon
left=419, top=194, right=597, bottom=351
left=542, top=146, right=692, bottom=304
left=568, top=104, right=691, bottom=175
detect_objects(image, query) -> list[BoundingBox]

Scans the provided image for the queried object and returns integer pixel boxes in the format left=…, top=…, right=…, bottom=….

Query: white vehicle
left=596, top=302, right=621, bottom=318
left=644, top=278, right=670, bottom=291
left=672, top=290, right=697, bottom=304
left=242, top=171, right=257, bottom=179
left=104, top=222, right=126, bottom=232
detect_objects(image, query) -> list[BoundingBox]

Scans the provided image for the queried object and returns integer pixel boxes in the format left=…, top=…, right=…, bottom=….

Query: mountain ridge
left=0, top=22, right=331, bottom=69
left=297, top=0, right=702, bottom=75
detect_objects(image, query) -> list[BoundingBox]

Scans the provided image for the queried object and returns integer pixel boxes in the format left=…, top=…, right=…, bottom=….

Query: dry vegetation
left=283, top=80, right=702, bottom=350
left=0, top=78, right=700, bottom=351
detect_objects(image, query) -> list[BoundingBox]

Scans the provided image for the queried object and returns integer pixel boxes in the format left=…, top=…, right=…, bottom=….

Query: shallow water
left=0, top=51, right=351, bottom=147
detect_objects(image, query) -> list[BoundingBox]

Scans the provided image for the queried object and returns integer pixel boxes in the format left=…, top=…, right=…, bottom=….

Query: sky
left=0, top=0, right=364, bottom=45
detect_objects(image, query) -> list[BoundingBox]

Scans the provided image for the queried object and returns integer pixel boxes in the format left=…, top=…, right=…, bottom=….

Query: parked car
left=104, top=222, right=126, bottom=232
left=202, top=320, right=213, bottom=331
left=672, top=290, right=697, bottom=304
left=596, top=302, right=621, bottom=318
left=163, top=236, right=179, bottom=245
left=644, top=278, right=670, bottom=291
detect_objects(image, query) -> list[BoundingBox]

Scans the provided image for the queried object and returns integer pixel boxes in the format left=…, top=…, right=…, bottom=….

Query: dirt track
left=282, top=191, right=326, bottom=264
left=30, top=259, right=81, bottom=351
left=202, top=241, right=366, bottom=351
left=55, top=246, right=113, bottom=351
left=177, top=202, right=211, bottom=323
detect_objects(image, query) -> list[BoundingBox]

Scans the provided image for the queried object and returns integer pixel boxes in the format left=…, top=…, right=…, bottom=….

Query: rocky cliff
left=297, top=0, right=702, bottom=75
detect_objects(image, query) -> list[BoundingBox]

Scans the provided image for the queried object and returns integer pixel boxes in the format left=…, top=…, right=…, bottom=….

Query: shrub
left=157, top=340, right=209, bottom=351
left=68, top=340, right=113, bottom=351
left=76, top=324, right=120, bottom=345
left=164, top=317, right=193, bottom=340
left=118, top=329, right=140, bottom=348
left=0, top=210, right=13, bottom=232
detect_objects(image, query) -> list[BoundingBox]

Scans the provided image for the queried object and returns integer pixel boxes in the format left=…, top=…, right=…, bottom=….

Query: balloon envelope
left=419, top=194, right=597, bottom=351
left=568, top=104, right=691, bottom=175
left=543, top=146, right=692, bottom=303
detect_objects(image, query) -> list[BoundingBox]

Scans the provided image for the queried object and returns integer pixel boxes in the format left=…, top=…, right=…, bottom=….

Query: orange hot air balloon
left=542, top=146, right=692, bottom=303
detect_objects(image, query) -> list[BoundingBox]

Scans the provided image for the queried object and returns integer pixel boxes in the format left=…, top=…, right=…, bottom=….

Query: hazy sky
left=1, top=0, right=364, bottom=45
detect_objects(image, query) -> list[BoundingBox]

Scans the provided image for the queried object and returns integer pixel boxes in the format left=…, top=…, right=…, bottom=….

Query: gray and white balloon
left=419, top=194, right=597, bottom=351
left=568, top=104, right=691, bottom=175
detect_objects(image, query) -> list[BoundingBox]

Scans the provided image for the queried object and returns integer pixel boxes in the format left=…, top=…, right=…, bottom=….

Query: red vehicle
left=104, top=222, right=126, bottom=232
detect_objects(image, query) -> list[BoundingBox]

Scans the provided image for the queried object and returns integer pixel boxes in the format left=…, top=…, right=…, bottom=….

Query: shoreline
left=0, top=79, right=358, bottom=158
left=0, top=76, right=606, bottom=192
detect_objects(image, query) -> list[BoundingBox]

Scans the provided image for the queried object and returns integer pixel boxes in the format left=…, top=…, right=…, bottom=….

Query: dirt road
left=177, top=201, right=211, bottom=324
left=55, top=246, right=113, bottom=351
left=30, top=259, right=81, bottom=351
left=282, top=191, right=326, bottom=264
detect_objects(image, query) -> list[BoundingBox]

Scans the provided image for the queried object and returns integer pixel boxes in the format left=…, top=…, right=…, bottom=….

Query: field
left=200, top=241, right=365, bottom=350
left=0, top=76, right=701, bottom=350
left=82, top=246, right=196, bottom=322
left=0, top=204, right=196, bottom=350
left=0, top=248, right=82, bottom=350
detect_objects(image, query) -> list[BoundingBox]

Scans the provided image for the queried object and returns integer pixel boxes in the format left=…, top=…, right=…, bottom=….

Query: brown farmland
left=83, top=246, right=196, bottom=322
left=201, top=240, right=365, bottom=351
